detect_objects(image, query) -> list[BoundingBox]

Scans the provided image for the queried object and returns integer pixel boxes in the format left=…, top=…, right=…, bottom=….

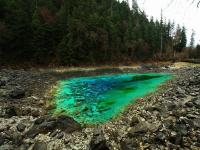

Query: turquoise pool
left=51, top=73, right=172, bottom=124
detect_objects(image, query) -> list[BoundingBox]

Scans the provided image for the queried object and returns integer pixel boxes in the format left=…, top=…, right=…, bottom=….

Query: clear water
left=52, top=73, right=172, bottom=124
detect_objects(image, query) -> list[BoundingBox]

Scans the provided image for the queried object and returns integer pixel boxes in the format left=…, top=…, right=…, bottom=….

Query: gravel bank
left=0, top=65, right=199, bottom=150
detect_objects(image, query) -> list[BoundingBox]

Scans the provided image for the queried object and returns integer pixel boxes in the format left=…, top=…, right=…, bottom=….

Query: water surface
left=52, top=73, right=172, bottom=124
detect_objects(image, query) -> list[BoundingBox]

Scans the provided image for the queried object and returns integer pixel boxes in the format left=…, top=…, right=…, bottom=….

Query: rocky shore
left=0, top=64, right=200, bottom=150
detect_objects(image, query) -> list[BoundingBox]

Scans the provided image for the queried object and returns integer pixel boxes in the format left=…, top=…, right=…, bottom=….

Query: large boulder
left=26, top=115, right=81, bottom=138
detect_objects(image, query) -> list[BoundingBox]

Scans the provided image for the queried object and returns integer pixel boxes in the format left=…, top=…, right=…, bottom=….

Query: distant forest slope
left=0, top=0, right=188, bottom=66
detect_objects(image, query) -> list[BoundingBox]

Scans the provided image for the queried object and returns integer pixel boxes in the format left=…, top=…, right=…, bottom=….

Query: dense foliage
left=0, top=0, right=187, bottom=66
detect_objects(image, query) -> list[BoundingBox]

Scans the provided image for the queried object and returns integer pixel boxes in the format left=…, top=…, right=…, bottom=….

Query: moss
left=120, top=87, right=135, bottom=93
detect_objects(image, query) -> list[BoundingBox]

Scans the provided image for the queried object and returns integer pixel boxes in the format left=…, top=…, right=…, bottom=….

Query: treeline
left=0, top=0, right=187, bottom=66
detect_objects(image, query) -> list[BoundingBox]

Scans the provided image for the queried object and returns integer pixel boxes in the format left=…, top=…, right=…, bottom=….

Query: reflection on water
left=51, top=73, right=172, bottom=124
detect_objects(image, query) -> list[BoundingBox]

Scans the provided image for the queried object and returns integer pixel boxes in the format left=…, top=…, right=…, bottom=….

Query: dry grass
left=171, top=62, right=200, bottom=69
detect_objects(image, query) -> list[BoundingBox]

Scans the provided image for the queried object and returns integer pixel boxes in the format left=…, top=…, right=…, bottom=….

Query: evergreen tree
left=180, top=27, right=187, bottom=50
left=190, top=30, right=195, bottom=48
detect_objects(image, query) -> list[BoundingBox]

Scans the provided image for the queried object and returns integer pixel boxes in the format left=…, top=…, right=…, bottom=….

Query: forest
left=0, top=0, right=199, bottom=66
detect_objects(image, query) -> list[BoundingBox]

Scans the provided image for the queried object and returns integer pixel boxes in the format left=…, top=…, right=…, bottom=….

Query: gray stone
left=16, top=123, right=26, bottom=132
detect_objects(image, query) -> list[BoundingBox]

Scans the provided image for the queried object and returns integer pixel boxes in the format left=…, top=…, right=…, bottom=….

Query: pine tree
left=180, top=26, right=187, bottom=50
left=190, top=30, right=195, bottom=48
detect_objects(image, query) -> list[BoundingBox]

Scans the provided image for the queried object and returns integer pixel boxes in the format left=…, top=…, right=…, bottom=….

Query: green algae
left=130, top=75, right=163, bottom=82
left=51, top=73, right=172, bottom=124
